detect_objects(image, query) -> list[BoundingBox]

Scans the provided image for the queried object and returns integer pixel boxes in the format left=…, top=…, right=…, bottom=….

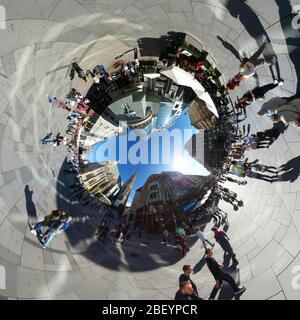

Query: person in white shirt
left=239, top=35, right=276, bottom=78
left=270, top=99, right=300, bottom=128
left=196, top=228, right=214, bottom=250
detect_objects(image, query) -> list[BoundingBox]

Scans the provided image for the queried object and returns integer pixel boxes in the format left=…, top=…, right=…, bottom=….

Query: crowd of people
left=226, top=35, right=300, bottom=128
left=173, top=31, right=300, bottom=299
left=32, top=31, right=299, bottom=300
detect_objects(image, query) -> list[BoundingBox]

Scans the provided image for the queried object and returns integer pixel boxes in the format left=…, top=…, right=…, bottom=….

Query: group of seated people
left=30, top=210, right=72, bottom=248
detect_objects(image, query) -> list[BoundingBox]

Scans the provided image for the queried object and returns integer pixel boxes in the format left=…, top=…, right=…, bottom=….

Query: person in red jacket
left=212, top=227, right=239, bottom=265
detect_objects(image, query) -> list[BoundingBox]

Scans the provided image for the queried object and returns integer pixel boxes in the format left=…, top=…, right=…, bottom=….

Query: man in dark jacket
left=175, top=281, right=202, bottom=300
left=235, top=80, right=284, bottom=109
left=179, top=265, right=200, bottom=298
left=205, top=249, right=245, bottom=300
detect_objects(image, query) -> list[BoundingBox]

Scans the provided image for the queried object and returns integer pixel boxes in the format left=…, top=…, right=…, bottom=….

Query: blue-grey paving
left=0, top=0, right=299, bottom=300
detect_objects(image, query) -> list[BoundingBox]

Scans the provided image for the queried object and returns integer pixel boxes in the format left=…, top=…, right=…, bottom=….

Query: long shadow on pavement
left=274, top=0, right=300, bottom=93
left=216, top=35, right=241, bottom=61
left=277, top=155, right=300, bottom=183
left=25, top=185, right=37, bottom=220
left=55, top=159, right=198, bottom=272
left=226, top=0, right=281, bottom=81
left=218, top=265, right=241, bottom=300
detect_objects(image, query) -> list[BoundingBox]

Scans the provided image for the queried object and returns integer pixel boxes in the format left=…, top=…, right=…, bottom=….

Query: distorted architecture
left=188, top=97, right=216, bottom=130
left=113, top=172, right=138, bottom=211
left=130, top=171, right=210, bottom=233
left=185, top=118, right=229, bottom=171
left=79, top=161, right=121, bottom=205
left=80, top=109, right=121, bottom=148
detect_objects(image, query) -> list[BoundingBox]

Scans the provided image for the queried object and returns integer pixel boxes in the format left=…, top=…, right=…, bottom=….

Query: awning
left=197, top=91, right=219, bottom=118
left=160, top=66, right=205, bottom=92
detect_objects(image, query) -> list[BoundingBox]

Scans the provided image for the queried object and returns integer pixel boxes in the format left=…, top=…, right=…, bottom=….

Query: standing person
left=41, top=132, right=52, bottom=144
left=245, top=170, right=275, bottom=183
left=122, top=224, right=130, bottom=243
left=52, top=133, right=65, bottom=147
left=110, top=225, right=117, bottom=244
left=205, top=249, right=246, bottom=300
left=100, top=223, right=109, bottom=244
left=211, top=206, right=224, bottom=227
left=115, top=223, right=124, bottom=245
left=138, top=228, right=142, bottom=238
left=196, top=227, right=214, bottom=250
left=236, top=80, right=284, bottom=109
left=175, top=281, right=203, bottom=300
left=179, top=265, right=202, bottom=299
left=224, top=175, right=247, bottom=185
left=238, top=35, right=276, bottom=80
left=41, top=137, right=54, bottom=145
left=212, top=227, right=238, bottom=265
left=176, top=230, right=189, bottom=257
left=70, top=60, right=88, bottom=82
left=265, top=98, right=300, bottom=128
left=47, top=96, right=72, bottom=111
left=96, top=220, right=108, bottom=243
left=162, top=229, right=169, bottom=246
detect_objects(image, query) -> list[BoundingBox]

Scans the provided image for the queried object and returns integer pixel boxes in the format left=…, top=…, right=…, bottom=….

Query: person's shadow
left=218, top=265, right=241, bottom=300
left=193, top=255, right=206, bottom=274
left=276, top=155, right=300, bottom=182
left=226, top=0, right=281, bottom=81
left=274, top=0, right=300, bottom=93
left=216, top=36, right=241, bottom=61
left=24, top=185, right=37, bottom=221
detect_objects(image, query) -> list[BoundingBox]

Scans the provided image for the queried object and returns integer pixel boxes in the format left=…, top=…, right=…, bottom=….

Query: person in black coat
left=179, top=265, right=199, bottom=297
left=175, top=281, right=202, bottom=301
left=205, top=249, right=245, bottom=300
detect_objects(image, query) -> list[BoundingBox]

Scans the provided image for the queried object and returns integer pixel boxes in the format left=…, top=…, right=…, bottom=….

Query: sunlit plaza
left=0, top=0, right=300, bottom=301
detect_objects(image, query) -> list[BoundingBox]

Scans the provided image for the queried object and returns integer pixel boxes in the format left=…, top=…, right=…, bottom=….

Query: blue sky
left=86, top=111, right=210, bottom=205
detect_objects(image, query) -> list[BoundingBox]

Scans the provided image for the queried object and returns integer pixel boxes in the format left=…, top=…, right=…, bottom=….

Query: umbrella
left=160, top=66, right=219, bottom=117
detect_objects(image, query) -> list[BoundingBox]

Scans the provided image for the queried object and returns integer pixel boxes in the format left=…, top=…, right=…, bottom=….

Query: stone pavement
left=0, top=0, right=300, bottom=299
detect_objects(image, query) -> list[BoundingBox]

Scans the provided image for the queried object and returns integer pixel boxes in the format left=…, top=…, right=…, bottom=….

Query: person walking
left=161, top=229, right=169, bottom=246
left=47, top=96, right=72, bottom=111
left=196, top=228, right=214, bottom=250
left=267, top=98, right=300, bottom=128
left=236, top=80, right=284, bottom=109
left=115, top=223, right=124, bottom=245
left=227, top=35, right=276, bottom=89
left=175, top=281, right=203, bottom=300
left=179, top=265, right=202, bottom=299
left=212, top=227, right=238, bottom=265
left=41, top=137, right=54, bottom=145
left=205, top=249, right=246, bottom=300
left=246, top=170, right=276, bottom=183
left=238, top=35, right=276, bottom=79
left=70, top=60, right=88, bottom=82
